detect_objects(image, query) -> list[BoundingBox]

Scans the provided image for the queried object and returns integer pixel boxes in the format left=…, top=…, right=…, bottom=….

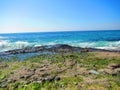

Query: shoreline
left=0, top=44, right=120, bottom=89
left=1, top=44, right=120, bottom=56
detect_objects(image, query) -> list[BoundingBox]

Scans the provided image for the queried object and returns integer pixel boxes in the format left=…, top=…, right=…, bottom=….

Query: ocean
left=0, top=30, right=120, bottom=52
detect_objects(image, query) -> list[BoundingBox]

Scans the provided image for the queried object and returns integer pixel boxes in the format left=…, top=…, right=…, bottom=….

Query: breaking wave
left=0, top=40, right=120, bottom=52
left=0, top=41, right=31, bottom=52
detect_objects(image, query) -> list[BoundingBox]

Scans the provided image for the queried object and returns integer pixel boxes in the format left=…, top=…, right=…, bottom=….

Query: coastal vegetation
left=0, top=50, right=120, bottom=90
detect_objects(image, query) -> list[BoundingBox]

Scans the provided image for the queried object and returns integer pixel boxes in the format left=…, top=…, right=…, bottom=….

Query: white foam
left=1, top=40, right=120, bottom=52
left=47, top=42, right=56, bottom=45
left=15, top=41, right=29, bottom=44
left=15, top=41, right=29, bottom=49
left=0, top=40, right=11, bottom=52
left=70, top=41, right=120, bottom=50
left=77, top=42, right=95, bottom=48
left=34, top=44, right=41, bottom=47
left=0, top=41, right=31, bottom=52
left=96, top=47, right=119, bottom=50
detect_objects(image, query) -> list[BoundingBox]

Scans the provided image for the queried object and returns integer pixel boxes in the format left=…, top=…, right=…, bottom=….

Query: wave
left=0, top=41, right=31, bottom=52
left=70, top=41, right=120, bottom=50
left=95, top=47, right=119, bottom=50
left=0, top=36, right=6, bottom=39
left=0, top=40, right=120, bottom=52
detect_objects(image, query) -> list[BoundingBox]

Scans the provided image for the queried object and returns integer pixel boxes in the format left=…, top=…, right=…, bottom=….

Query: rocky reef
left=1, top=44, right=119, bottom=56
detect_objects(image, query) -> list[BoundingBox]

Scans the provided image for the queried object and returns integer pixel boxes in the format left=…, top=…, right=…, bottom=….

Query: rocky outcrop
left=1, top=44, right=119, bottom=56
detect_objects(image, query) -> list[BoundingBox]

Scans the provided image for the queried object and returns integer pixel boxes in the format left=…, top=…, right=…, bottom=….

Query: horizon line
left=0, top=29, right=120, bottom=34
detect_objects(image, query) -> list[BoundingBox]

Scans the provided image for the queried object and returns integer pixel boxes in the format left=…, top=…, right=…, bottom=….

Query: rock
left=40, top=65, right=44, bottom=68
left=89, top=70, right=99, bottom=75
left=41, top=73, right=48, bottom=77
left=33, top=69, right=36, bottom=72
left=55, top=76, right=60, bottom=81
left=24, top=74, right=32, bottom=79
left=25, top=80, right=31, bottom=84
left=46, top=76, right=55, bottom=82
left=110, top=64, right=120, bottom=69
left=40, top=78, right=46, bottom=83
left=112, top=73, right=117, bottom=76
left=81, top=48, right=89, bottom=52
left=20, top=76, right=24, bottom=79
left=73, top=82, right=78, bottom=85
left=9, top=72, right=14, bottom=74
left=40, top=69, right=45, bottom=72
left=58, top=44, right=72, bottom=49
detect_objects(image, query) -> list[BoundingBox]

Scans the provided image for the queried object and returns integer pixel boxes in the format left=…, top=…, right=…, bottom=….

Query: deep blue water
left=0, top=30, right=120, bottom=52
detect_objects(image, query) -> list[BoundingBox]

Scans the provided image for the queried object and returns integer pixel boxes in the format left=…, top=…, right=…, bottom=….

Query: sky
left=0, top=0, right=120, bottom=33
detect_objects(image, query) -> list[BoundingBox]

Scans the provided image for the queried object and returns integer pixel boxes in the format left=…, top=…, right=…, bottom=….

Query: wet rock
left=3, top=44, right=117, bottom=55
left=55, top=76, right=60, bottom=81
left=58, top=44, right=72, bottom=49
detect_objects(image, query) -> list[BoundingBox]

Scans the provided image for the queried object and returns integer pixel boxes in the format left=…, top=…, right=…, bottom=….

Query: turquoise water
left=0, top=30, right=120, bottom=52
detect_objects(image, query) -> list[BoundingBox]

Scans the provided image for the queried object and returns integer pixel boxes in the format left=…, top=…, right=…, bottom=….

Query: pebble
left=89, top=70, right=99, bottom=75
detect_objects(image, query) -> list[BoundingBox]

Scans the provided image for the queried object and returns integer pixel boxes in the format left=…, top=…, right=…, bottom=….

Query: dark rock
left=33, top=69, right=36, bottom=72
left=40, top=69, right=45, bottom=72
left=81, top=48, right=89, bottom=52
left=46, top=76, right=55, bottom=82
left=3, top=44, right=120, bottom=55
left=9, top=72, right=14, bottom=74
left=58, top=44, right=72, bottom=49
left=55, top=76, right=60, bottom=81
left=40, top=66, right=44, bottom=68
left=41, top=73, right=48, bottom=77
left=20, top=76, right=24, bottom=79
left=112, top=73, right=117, bottom=76
left=25, top=80, right=31, bottom=84
left=40, top=78, right=46, bottom=83
left=111, top=64, right=120, bottom=69
left=24, top=74, right=31, bottom=79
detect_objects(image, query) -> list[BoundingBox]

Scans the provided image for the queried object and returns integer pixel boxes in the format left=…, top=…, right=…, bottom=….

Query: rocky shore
left=1, top=44, right=120, bottom=56
left=0, top=44, right=120, bottom=90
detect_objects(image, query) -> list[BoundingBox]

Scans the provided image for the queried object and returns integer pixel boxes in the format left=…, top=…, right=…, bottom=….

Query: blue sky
left=0, top=0, right=120, bottom=33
